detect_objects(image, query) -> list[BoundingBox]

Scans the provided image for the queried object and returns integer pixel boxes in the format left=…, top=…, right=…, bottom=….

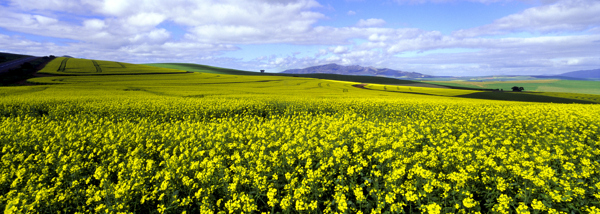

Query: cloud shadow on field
left=454, top=92, right=598, bottom=104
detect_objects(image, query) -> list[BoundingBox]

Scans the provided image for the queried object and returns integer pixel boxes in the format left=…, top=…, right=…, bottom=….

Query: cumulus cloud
left=356, top=18, right=386, bottom=27
left=126, top=13, right=166, bottom=27
left=1, top=0, right=599, bottom=76
left=330, top=46, right=349, bottom=54
left=393, top=0, right=513, bottom=3
left=249, top=32, right=600, bottom=75
left=6, top=0, right=87, bottom=13
left=453, top=0, right=600, bottom=37
left=83, top=19, right=106, bottom=30
left=1, top=0, right=325, bottom=43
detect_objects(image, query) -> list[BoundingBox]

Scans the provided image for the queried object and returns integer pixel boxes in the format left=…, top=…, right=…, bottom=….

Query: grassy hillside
left=146, top=63, right=443, bottom=87
left=278, top=73, right=420, bottom=85
left=145, top=63, right=260, bottom=75
left=142, top=63, right=600, bottom=103
left=425, top=79, right=600, bottom=95
left=364, top=83, right=600, bottom=104
left=39, top=58, right=187, bottom=75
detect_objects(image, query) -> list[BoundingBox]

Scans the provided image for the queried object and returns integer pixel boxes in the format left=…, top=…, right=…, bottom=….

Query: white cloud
left=83, top=19, right=106, bottom=30
left=325, top=55, right=341, bottom=62
left=2, top=0, right=325, bottom=44
left=331, top=46, right=349, bottom=54
left=32, top=15, right=59, bottom=25
left=95, top=0, right=132, bottom=16
left=356, top=18, right=386, bottom=27
left=453, top=0, right=600, bottom=37
left=7, top=0, right=86, bottom=12
left=347, top=10, right=356, bottom=15
left=1, top=0, right=599, bottom=76
left=128, top=29, right=171, bottom=44
left=126, top=13, right=166, bottom=27
left=393, top=0, right=514, bottom=3
left=368, top=33, right=389, bottom=42
left=251, top=32, right=600, bottom=75
left=315, top=49, right=328, bottom=57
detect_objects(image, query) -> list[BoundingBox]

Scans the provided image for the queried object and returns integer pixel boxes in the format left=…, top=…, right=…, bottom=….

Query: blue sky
left=1, top=0, right=599, bottom=76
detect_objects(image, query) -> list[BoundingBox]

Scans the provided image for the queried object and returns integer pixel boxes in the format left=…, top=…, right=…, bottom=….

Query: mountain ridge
left=558, top=68, right=600, bottom=79
left=281, top=63, right=431, bottom=79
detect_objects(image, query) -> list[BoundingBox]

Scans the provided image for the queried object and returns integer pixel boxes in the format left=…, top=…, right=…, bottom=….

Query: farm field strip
left=40, top=58, right=187, bottom=75
left=424, top=80, right=600, bottom=95
left=363, top=83, right=479, bottom=97
left=92, top=60, right=102, bottom=73
left=57, top=58, right=70, bottom=72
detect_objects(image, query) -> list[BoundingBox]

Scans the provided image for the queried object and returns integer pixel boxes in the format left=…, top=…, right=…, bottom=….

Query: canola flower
left=0, top=64, right=600, bottom=213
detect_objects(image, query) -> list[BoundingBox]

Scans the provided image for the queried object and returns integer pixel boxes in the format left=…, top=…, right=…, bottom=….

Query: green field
left=40, top=58, right=187, bottom=75
left=1, top=58, right=600, bottom=213
left=145, top=63, right=441, bottom=87
left=145, top=63, right=260, bottom=75
left=425, top=79, right=600, bottom=95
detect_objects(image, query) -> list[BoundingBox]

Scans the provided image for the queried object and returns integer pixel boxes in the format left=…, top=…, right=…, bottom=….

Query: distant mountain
left=281, top=63, right=431, bottom=79
left=558, top=68, right=600, bottom=79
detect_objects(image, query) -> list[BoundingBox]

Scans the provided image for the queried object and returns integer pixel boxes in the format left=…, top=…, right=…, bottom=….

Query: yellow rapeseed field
left=1, top=58, right=599, bottom=213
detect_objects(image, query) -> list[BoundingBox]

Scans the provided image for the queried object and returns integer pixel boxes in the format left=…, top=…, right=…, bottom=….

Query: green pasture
left=10, top=58, right=597, bottom=104
left=23, top=67, right=600, bottom=104
left=146, top=63, right=443, bottom=87
left=40, top=58, right=187, bottom=75
left=0, top=57, right=593, bottom=104
left=425, top=79, right=600, bottom=95
left=25, top=72, right=402, bottom=99
left=145, top=63, right=259, bottom=75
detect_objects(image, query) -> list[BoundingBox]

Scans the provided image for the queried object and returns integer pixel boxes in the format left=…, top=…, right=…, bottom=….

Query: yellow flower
left=405, top=191, right=418, bottom=202
left=491, top=194, right=511, bottom=214
left=586, top=206, right=600, bottom=214
left=267, top=188, right=278, bottom=207
left=354, top=187, right=366, bottom=202
left=516, top=202, right=530, bottom=214
left=531, top=199, right=546, bottom=211
left=462, top=197, right=477, bottom=208
left=421, top=202, right=441, bottom=214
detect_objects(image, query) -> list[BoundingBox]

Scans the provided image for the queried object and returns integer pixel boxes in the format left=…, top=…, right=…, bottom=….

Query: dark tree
left=519, top=87, right=524, bottom=91
left=20, top=62, right=34, bottom=70
left=511, top=86, right=523, bottom=92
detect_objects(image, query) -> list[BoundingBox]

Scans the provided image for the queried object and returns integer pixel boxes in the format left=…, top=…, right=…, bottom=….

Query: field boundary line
left=92, top=60, right=102, bottom=73
left=57, top=58, right=70, bottom=72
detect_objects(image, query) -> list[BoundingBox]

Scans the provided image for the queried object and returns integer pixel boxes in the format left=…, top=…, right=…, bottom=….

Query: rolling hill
left=145, top=63, right=444, bottom=87
left=144, top=63, right=261, bottom=75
